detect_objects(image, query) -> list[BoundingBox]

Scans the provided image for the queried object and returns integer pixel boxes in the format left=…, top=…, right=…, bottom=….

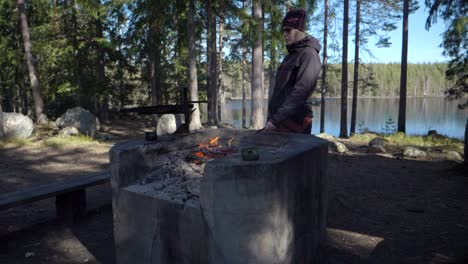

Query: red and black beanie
left=282, top=8, right=307, bottom=32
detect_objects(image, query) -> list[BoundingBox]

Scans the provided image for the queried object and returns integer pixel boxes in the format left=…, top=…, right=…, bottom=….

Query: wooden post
left=56, top=190, right=86, bottom=224
left=465, top=118, right=467, bottom=165
left=182, top=88, right=190, bottom=133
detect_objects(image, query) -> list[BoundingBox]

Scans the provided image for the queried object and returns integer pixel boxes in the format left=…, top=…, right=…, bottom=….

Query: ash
left=139, top=151, right=204, bottom=205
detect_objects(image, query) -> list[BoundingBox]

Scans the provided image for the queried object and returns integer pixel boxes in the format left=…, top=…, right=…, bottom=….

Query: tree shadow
left=0, top=205, right=115, bottom=264
left=325, top=151, right=468, bottom=263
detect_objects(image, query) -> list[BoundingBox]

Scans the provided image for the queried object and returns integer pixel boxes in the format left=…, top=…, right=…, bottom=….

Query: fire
left=194, top=151, right=207, bottom=158
left=199, top=136, right=220, bottom=148
left=190, top=136, right=237, bottom=165
left=209, top=136, right=220, bottom=146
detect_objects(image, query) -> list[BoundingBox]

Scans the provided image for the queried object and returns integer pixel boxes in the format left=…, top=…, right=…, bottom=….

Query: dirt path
left=0, top=121, right=467, bottom=264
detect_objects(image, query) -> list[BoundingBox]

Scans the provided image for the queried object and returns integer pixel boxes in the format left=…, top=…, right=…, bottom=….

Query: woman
left=264, top=8, right=321, bottom=134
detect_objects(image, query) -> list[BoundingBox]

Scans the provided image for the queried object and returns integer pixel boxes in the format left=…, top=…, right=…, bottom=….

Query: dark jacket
left=268, top=36, right=321, bottom=127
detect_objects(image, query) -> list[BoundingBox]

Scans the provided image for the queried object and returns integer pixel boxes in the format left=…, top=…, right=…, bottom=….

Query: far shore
left=227, top=95, right=449, bottom=100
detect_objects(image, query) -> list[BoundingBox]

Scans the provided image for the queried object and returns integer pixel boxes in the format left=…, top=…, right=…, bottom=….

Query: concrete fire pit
left=110, top=128, right=328, bottom=264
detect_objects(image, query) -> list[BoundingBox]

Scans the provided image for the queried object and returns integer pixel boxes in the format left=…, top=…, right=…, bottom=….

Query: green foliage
left=425, top=0, right=468, bottom=108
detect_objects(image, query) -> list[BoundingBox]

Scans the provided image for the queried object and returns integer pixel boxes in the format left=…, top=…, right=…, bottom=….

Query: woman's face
left=282, top=26, right=301, bottom=45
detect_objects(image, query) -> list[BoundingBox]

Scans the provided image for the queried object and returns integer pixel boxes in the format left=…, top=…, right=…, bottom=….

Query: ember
left=190, top=136, right=237, bottom=164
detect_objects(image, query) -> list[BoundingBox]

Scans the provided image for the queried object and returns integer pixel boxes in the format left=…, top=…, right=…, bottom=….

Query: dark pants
left=274, top=117, right=312, bottom=134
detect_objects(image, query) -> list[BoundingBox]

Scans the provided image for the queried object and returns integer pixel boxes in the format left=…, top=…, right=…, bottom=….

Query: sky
left=321, top=4, right=449, bottom=64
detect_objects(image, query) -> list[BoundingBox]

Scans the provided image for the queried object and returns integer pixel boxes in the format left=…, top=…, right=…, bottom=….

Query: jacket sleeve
left=270, top=48, right=321, bottom=127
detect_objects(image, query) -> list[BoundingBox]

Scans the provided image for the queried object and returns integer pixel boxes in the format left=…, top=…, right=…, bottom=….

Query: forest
left=0, top=0, right=466, bottom=136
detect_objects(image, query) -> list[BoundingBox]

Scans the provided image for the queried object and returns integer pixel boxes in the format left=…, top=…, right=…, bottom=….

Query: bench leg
left=56, top=189, right=86, bottom=223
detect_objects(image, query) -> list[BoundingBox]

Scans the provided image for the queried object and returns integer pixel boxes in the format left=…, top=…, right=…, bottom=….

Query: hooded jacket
left=268, top=36, right=321, bottom=128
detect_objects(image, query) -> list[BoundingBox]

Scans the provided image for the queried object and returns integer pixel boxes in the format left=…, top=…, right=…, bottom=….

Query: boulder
left=403, top=146, right=427, bottom=158
left=3, top=112, right=34, bottom=139
left=446, top=151, right=463, bottom=161
left=369, top=137, right=388, bottom=148
left=56, top=107, right=100, bottom=137
left=369, top=144, right=386, bottom=153
left=59, top=126, right=80, bottom=136
left=329, top=141, right=347, bottom=153
left=0, top=110, right=4, bottom=138
left=316, top=133, right=336, bottom=141
left=157, top=114, right=177, bottom=135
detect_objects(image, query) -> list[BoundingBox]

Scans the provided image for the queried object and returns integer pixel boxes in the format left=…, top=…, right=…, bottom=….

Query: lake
left=218, top=97, right=467, bottom=139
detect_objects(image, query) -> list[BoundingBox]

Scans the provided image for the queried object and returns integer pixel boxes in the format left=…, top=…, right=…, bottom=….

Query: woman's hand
left=264, top=121, right=276, bottom=130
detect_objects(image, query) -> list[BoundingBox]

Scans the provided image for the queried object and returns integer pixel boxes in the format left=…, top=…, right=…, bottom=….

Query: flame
left=199, top=136, right=221, bottom=148
left=209, top=136, right=220, bottom=146
left=194, top=151, right=207, bottom=158
left=228, top=137, right=234, bottom=147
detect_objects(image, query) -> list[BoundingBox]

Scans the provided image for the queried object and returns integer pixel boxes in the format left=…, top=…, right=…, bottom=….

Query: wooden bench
left=0, top=171, right=110, bottom=223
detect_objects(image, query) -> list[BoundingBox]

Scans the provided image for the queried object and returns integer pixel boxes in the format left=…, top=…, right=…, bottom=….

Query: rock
left=316, top=133, right=336, bottom=141
left=369, top=144, right=386, bottom=153
left=59, top=126, right=80, bottom=136
left=369, top=137, right=388, bottom=148
left=25, top=252, right=35, bottom=258
left=56, top=107, right=100, bottom=137
left=446, top=151, right=463, bottom=161
left=403, top=146, right=427, bottom=158
left=428, top=130, right=438, bottom=136
left=329, top=141, right=347, bottom=153
left=157, top=114, right=177, bottom=135
left=0, top=110, right=4, bottom=138
left=3, top=112, right=34, bottom=139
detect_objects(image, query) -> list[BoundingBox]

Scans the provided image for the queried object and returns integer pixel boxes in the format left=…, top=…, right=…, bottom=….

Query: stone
left=369, top=144, right=386, bottom=153
left=403, top=146, right=427, bottom=158
left=157, top=114, right=177, bottom=135
left=329, top=141, right=347, bottom=153
left=56, top=107, right=100, bottom=137
left=110, top=129, right=328, bottom=264
left=3, top=112, right=34, bottom=139
left=316, top=132, right=336, bottom=141
left=0, top=109, right=4, bottom=138
left=58, top=126, right=80, bottom=136
left=369, top=137, right=388, bottom=148
left=446, top=151, right=463, bottom=161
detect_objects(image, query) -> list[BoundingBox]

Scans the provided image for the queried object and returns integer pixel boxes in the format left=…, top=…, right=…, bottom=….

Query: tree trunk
left=217, top=11, right=225, bottom=122
left=250, top=0, right=264, bottom=129
left=340, top=0, right=349, bottom=138
left=268, top=1, right=278, bottom=103
left=242, top=46, right=247, bottom=128
left=320, top=0, right=329, bottom=133
left=17, top=0, right=47, bottom=124
left=206, top=0, right=218, bottom=125
left=187, top=0, right=202, bottom=130
left=398, top=0, right=409, bottom=133
left=350, top=0, right=361, bottom=136
left=95, top=10, right=108, bottom=121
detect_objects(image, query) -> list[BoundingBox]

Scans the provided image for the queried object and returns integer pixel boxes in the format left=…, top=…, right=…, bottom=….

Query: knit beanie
left=282, top=8, right=307, bottom=32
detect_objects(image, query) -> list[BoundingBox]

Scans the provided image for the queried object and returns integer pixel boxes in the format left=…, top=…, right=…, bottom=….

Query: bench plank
left=0, top=172, right=109, bottom=210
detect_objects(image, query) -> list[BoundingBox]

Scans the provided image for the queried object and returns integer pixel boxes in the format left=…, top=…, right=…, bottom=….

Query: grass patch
left=42, top=134, right=98, bottom=148
left=351, top=131, right=464, bottom=152
left=0, top=137, right=31, bottom=148
left=383, top=132, right=463, bottom=148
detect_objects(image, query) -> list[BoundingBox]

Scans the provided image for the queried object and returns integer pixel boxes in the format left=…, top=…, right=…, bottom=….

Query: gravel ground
left=1, top=122, right=467, bottom=264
